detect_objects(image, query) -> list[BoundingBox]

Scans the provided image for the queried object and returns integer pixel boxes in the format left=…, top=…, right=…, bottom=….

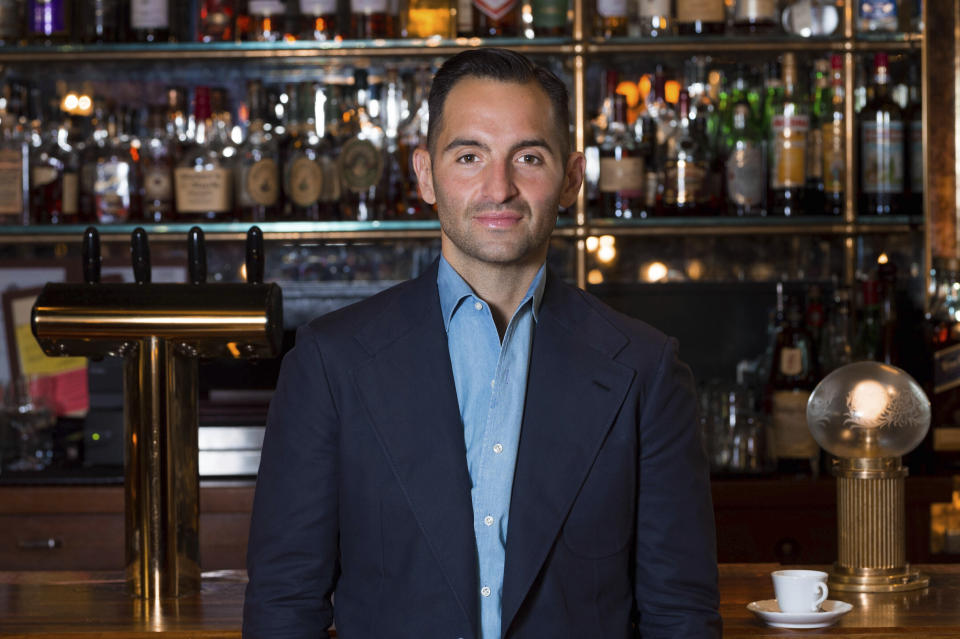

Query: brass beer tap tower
left=31, top=226, right=282, bottom=602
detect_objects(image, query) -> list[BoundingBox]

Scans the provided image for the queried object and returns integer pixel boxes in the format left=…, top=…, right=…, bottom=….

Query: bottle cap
left=874, top=52, right=889, bottom=72
left=831, top=54, right=842, bottom=71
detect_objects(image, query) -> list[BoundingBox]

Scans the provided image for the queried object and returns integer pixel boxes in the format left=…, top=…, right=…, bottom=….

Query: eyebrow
left=442, top=137, right=556, bottom=156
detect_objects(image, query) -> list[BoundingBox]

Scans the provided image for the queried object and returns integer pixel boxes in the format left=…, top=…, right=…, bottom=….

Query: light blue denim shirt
left=437, top=256, right=546, bottom=639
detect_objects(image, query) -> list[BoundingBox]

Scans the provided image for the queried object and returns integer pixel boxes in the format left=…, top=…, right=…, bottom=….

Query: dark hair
left=426, top=47, right=571, bottom=155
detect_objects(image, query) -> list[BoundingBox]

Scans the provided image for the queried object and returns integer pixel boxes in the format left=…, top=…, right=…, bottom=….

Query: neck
left=442, top=243, right=545, bottom=338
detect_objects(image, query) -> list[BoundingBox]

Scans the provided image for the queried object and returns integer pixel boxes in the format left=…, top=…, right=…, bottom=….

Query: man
left=243, top=48, right=721, bottom=638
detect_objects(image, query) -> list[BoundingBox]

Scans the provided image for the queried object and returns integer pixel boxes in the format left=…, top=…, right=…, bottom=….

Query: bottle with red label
left=859, top=52, right=903, bottom=216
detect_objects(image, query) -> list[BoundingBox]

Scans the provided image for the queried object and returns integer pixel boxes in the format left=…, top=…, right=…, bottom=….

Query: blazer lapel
left=501, top=277, right=635, bottom=637
left=351, top=263, right=478, bottom=632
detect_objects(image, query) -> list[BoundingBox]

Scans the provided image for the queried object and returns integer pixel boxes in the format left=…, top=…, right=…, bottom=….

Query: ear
left=558, top=151, right=585, bottom=209
left=412, top=147, right=437, bottom=205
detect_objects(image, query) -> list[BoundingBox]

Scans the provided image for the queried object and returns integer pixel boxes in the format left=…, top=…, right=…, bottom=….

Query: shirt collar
left=437, top=256, right=547, bottom=332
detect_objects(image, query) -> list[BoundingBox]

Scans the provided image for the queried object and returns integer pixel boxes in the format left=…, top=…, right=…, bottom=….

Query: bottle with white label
left=130, top=0, right=170, bottom=42
left=599, top=91, right=644, bottom=219
left=299, top=0, right=338, bottom=38
left=770, top=52, right=809, bottom=216
left=236, top=80, right=281, bottom=221
left=676, top=0, right=725, bottom=35
left=141, top=107, right=174, bottom=223
left=284, top=82, right=332, bottom=220
left=337, top=69, right=386, bottom=221
left=733, top=0, right=779, bottom=34
left=859, top=52, right=903, bottom=215
left=81, top=101, right=140, bottom=224
left=174, top=87, right=234, bottom=221
left=0, top=83, right=30, bottom=226
left=247, top=0, right=287, bottom=40
left=630, top=0, right=673, bottom=37
left=766, top=282, right=820, bottom=476
left=595, top=0, right=627, bottom=37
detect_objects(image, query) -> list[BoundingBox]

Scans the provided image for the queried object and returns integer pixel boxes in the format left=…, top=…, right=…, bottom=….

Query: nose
left=481, top=158, right=520, bottom=204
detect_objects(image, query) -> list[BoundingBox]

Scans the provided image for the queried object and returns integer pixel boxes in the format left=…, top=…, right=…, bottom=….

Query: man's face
left=413, top=77, right=584, bottom=271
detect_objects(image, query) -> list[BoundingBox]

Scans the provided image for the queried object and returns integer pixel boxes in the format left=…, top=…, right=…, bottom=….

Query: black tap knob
left=187, top=226, right=207, bottom=285
left=131, top=227, right=151, bottom=284
left=82, top=226, right=101, bottom=284
left=246, top=226, right=264, bottom=284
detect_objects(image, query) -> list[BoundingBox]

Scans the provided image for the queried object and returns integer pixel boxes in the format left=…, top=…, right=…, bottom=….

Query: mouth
left=472, top=210, right=525, bottom=229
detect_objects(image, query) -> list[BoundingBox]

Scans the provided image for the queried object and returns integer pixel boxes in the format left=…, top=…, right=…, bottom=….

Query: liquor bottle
left=82, top=101, right=140, bottom=223
left=877, top=261, right=899, bottom=365
left=822, top=53, right=844, bottom=216
left=165, top=86, right=191, bottom=161
left=733, top=0, right=779, bottom=34
left=926, top=258, right=960, bottom=470
left=379, top=69, right=408, bottom=219
left=630, top=0, right=672, bottom=37
left=766, top=282, right=820, bottom=475
left=405, top=0, right=454, bottom=37
left=284, top=83, right=328, bottom=220
left=338, top=70, right=386, bottom=221
left=818, top=286, right=853, bottom=375
left=530, top=0, right=566, bottom=36
left=473, top=0, right=518, bottom=36
left=174, top=86, right=234, bottom=220
left=352, top=0, right=395, bottom=37
left=246, top=0, right=286, bottom=40
left=804, top=58, right=829, bottom=215
left=904, top=63, right=923, bottom=215
left=781, top=0, right=839, bottom=37
left=859, top=52, right=903, bottom=216
left=595, top=0, right=627, bottom=37
left=853, top=279, right=882, bottom=361
left=0, top=0, right=22, bottom=45
left=131, top=0, right=170, bottom=41
left=769, top=52, right=808, bottom=216
left=321, top=81, right=345, bottom=218
left=141, top=106, right=174, bottom=222
left=598, top=92, right=644, bottom=219
left=30, top=100, right=80, bottom=224
left=857, top=0, right=896, bottom=33
left=675, top=0, right=725, bottom=35
left=0, top=84, right=30, bottom=225
left=26, top=0, right=71, bottom=43
left=644, top=67, right=678, bottom=216
left=198, top=0, right=236, bottom=41
left=78, top=0, right=123, bottom=42
left=397, top=67, right=432, bottom=218
left=724, top=100, right=765, bottom=216
left=456, top=0, right=472, bottom=35
left=686, top=57, right=721, bottom=211
left=236, top=81, right=281, bottom=221
left=299, top=0, right=338, bottom=38
left=663, top=89, right=707, bottom=216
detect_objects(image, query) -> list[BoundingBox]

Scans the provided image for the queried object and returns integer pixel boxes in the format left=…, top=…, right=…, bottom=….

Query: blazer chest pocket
left=561, top=445, right=635, bottom=559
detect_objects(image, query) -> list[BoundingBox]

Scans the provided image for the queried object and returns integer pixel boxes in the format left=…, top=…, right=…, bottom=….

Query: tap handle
left=82, top=226, right=101, bottom=284
left=246, top=225, right=264, bottom=284
left=131, top=227, right=151, bottom=284
left=187, top=226, right=207, bottom=285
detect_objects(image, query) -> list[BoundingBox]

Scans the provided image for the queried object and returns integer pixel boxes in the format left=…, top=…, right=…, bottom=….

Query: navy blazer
left=243, top=260, right=721, bottom=638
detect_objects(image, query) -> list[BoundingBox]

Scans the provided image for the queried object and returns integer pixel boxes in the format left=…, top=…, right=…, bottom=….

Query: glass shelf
left=588, top=31, right=922, bottom=54
left=587, top=215, right=923, bottom=236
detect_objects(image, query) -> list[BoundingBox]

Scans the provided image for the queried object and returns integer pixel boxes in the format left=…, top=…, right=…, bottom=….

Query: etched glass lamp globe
left=807, top=361, right=930, bottom=460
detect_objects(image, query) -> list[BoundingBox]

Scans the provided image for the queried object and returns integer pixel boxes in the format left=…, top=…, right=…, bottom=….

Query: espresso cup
left=771, top=569, right=829, bottom=613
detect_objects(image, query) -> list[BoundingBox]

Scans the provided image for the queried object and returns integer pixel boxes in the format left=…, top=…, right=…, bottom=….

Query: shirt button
left=474, top=301, right=483, bottom=311
left=484, top=515, right=494, bottom=526
left=493, top=443, right=503, bottom=454
left=481, top=586, right=491, bottom=597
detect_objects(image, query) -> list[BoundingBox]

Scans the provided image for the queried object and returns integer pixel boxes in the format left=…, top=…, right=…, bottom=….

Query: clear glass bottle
left=724, top=101, right=765, bottom=216
left=818, top=286, right=853, bottom=375
left=630, top=0, right=672, bottom=37
left=769, top=52, right=808, bottom=216
left=822, top=53, right=844, bottom=216
left=82, top=101, right=140, bottom=224
left=644, top=67, right=678, bottom=217
left=396, top=68, right=432, bottom=219
left=663, top=89, right=708, bottom=216
left=130, top=0, right=170, bottom=42
left=804, top=57, right=829, bottom=215
left=174, top=86, right=234, bottom=221
left=236, top=80, right=281, bottom=221
left=284, top=82, right=330, bottom=220
left=859, top=52, right=903, bottom=216
left=595, top=0, right=627, bottom=37
left=675, top=0, right=725, bottom=35
left=733, top=0, right=779, bottom=34
left=141, top=106, right=174, bottom=223
left=338, top=70, right=386, bottom=221
left=246, top=0, right=286, bottom=40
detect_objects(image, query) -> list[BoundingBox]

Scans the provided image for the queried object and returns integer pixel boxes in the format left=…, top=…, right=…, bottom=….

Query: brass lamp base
left=829, top=563, right=929, bottom=593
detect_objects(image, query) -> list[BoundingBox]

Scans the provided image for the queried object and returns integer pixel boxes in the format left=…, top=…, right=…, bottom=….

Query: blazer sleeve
left=243, top=325, right=341, bottom=638
left=633, top=337, right=722, bottom=638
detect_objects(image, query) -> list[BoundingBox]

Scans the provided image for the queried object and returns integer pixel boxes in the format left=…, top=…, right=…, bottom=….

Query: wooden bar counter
left=3, top=564, right=960, bottom=637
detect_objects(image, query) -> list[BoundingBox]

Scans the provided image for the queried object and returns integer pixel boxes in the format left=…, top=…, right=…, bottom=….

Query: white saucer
left=747, top=599, right=853, bottom=629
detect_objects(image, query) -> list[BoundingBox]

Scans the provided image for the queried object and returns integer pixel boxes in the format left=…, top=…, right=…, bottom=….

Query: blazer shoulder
left=565, top=283, right=672, bottom=354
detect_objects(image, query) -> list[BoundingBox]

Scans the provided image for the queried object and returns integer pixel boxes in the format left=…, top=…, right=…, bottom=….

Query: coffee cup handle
left=812, top=582, right=829, bottom=611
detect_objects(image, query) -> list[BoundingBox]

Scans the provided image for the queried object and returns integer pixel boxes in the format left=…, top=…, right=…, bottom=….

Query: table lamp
left=807, top=361, right=931, bottom=592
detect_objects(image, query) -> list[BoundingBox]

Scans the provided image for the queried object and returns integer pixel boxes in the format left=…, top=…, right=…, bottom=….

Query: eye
left=456, top=153, right=478, bottom=164
left=518, top=153, right=543, bottom=165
